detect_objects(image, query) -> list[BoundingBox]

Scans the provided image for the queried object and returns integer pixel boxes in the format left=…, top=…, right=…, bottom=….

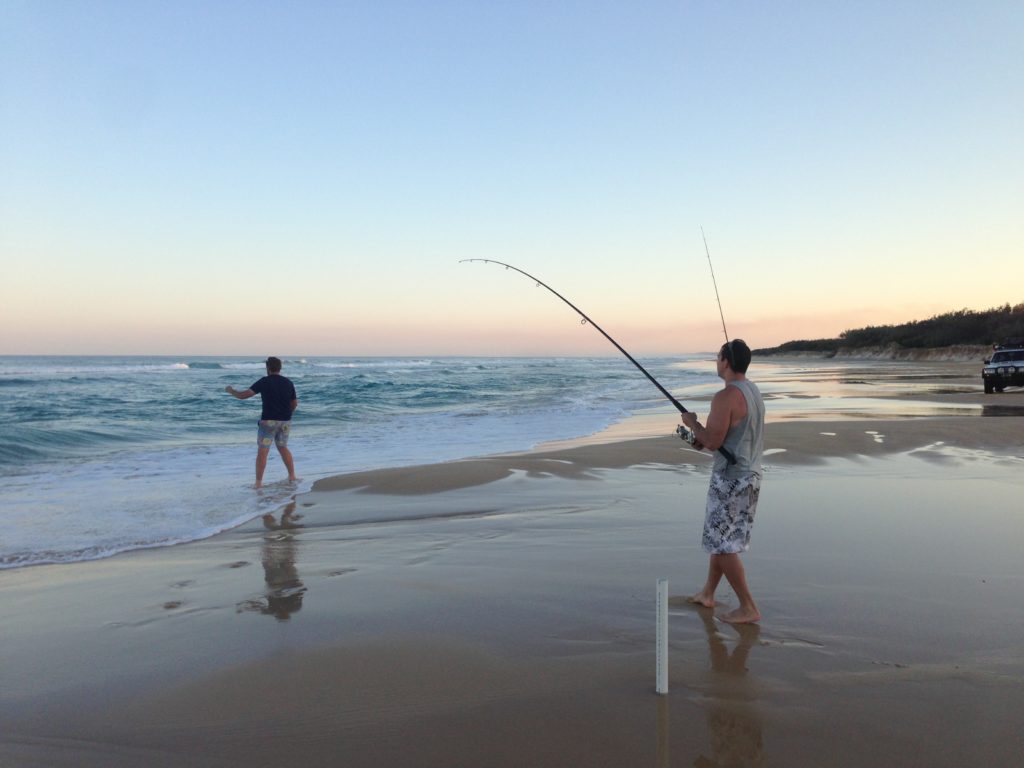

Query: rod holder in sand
left=656, top=578, right=668, bottom=694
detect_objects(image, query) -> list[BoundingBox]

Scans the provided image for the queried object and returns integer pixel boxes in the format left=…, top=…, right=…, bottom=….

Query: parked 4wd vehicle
left=982, top=339, right=1024, bottom=394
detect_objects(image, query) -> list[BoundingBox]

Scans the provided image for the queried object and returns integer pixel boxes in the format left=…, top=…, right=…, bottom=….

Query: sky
left=1, top=0, right=1021, bottom=356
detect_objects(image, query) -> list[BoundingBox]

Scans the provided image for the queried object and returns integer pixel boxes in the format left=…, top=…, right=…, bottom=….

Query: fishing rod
left=701, top=226, right=729, bottom=344
left=461, top=258, right=736, bottom=465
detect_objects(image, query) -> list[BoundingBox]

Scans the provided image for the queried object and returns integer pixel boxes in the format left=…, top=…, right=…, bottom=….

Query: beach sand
left=2, top=360, right=1022, bottom=767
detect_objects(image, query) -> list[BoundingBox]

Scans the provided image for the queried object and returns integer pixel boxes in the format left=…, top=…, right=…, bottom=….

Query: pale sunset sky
left=2, top=1, right=1021, bottom=356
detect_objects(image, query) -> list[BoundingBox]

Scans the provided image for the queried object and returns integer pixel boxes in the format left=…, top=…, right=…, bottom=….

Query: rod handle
left=673, top=399, right=737, bottom=465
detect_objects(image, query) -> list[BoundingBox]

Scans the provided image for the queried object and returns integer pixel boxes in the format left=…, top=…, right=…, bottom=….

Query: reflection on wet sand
left=980, top=403, right=1024, bottom=417
left=656, top=695, right=669, bottom=768
left=238, top=502, right=307, bottom=621
left=693, top=609, right=764, bottom=767
left=262, top=501, right=304, bottom=532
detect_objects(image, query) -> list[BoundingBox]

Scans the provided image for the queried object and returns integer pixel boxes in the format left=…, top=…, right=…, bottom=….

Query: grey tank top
left=713, top=379, right=765, bottom=478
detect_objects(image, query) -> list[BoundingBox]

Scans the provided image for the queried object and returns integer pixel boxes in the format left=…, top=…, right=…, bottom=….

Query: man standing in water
left=225, top=356, right=298, bottom=489
left=680, top=339, right=765, bottom=624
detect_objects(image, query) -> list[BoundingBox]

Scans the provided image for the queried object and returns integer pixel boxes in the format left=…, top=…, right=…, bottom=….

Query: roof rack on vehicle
left=994, top=338, right=1024, bottom=350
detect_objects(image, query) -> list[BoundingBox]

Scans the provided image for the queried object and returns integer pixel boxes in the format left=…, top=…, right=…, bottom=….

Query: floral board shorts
left=702, top=471, right=762, bottom=554
left=257, top=420, right=291, bottom=448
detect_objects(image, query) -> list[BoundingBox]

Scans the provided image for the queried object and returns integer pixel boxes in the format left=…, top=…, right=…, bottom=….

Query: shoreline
left=306, top=356, right=1022, bottom=495
left=2, top=359, right=1023, bottom=766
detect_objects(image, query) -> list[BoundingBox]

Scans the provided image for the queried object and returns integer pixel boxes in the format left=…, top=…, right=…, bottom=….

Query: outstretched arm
left=225, top=386, right=256, bottom=400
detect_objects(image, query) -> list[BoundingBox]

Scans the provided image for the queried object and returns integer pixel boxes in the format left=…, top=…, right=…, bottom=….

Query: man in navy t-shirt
left=225, top=356, right=299, bottom=488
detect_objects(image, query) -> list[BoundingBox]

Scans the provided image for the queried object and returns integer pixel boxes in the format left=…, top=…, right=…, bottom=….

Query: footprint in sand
left=163, top=601, right=183, bottom=610
left=225, top=561, right=251, bottom=569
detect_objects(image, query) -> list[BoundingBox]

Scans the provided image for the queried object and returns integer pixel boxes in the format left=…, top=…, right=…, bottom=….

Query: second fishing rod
left=461, top=258, right=737, bottom=466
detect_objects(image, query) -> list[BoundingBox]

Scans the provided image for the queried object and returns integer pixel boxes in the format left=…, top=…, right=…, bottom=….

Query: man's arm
left=680, top=389, right=735, bottom=451
left=290, top=398, right=298, bottom=413
left=225, top=386, right=256, bottom=400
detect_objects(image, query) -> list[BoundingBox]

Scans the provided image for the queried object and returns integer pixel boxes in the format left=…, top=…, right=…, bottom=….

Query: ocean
left=0, top=355, right=720, bottom=570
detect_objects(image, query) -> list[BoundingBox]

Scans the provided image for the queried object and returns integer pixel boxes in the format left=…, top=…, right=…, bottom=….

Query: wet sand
left=2, top=358, right=1023, bottom=767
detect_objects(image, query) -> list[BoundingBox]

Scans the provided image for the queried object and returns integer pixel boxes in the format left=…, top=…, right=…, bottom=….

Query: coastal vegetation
left=755, top=303, right=1024, bottom=357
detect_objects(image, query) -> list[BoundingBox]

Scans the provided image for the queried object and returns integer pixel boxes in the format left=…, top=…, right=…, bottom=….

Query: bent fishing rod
left=461, top=258, right=736, bottom=465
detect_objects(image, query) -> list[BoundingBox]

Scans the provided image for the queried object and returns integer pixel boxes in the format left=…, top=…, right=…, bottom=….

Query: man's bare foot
left=254, top=482, right=263, bottom=490
left=719, top=607, right=761, bottom=624
left=288, top=476, right=300, bottom=483
left=687, top=592, right=715, bottom=609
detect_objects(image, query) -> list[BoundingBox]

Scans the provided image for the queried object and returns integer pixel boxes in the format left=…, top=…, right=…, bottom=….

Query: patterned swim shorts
left=257, top=420, right=291, bottom=448
left=702, top=471, right=762, bottom=554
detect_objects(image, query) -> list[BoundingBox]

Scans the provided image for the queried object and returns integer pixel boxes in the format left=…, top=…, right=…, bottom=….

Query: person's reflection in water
left=693, top=609, right=765, bottom=767
left=257, top=502, right=306, bottom=621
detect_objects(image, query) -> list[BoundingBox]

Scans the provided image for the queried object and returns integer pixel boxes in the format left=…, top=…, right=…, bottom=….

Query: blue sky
left=2, top=1, right=1021, bottom=354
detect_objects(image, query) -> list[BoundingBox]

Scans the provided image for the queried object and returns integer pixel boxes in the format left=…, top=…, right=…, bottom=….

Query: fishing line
left=461, top=258, right=736, bottom=465
left=701, top=226, right=730, bottom=344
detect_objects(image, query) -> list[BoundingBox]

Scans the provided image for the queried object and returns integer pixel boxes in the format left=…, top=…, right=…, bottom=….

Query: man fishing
left=225, top=356, right=298, bottom=489
left=462, top=258, right=761, bottom=621
left=680, top=339, right=765, bottom=624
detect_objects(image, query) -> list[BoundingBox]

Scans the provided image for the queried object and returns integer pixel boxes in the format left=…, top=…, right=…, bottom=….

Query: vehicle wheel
left=984, top=381, right=993, bottom=394
left=995, top=387, right=1005, bottom=393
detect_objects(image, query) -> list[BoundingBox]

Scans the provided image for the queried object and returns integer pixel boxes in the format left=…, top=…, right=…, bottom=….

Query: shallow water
left=0, top=355, right=713, bottom=568
left=0, top=354, right=996, bottom=569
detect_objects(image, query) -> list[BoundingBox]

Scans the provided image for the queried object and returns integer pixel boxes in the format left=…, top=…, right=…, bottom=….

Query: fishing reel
left=676, top=424, right=699, bottom=446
